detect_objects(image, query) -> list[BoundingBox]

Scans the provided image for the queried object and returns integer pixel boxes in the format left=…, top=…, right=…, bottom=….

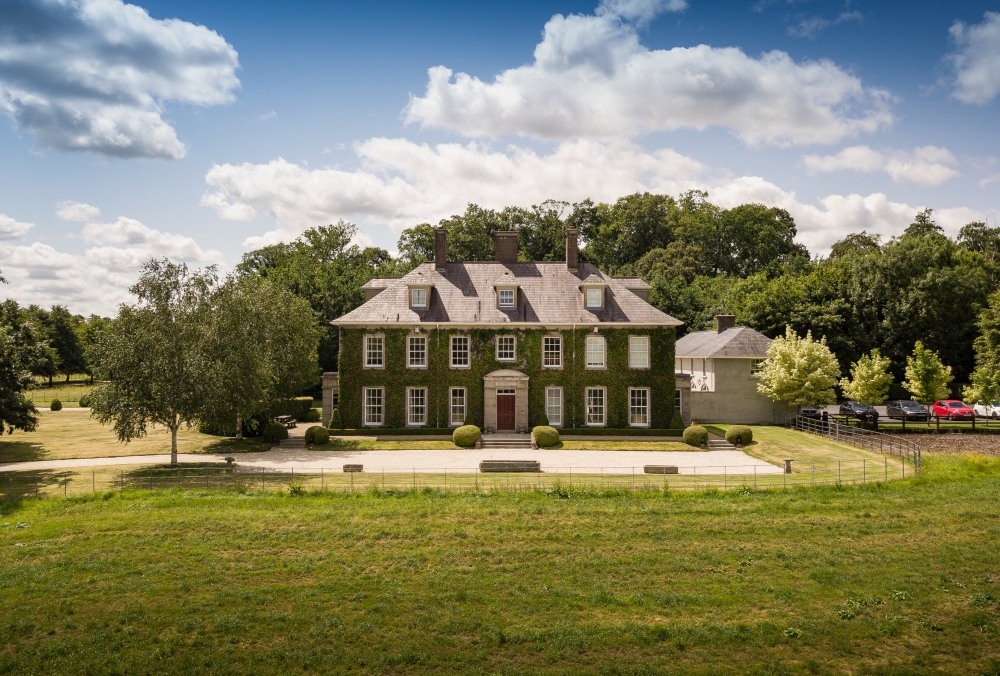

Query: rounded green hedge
left=303, top=408, right=321, bottom=423
left=683, top=424, right=708, bottom=447
left=725, top=425, right=753, bottom=446
left=305, top=425, right=330, bottom=445
left=328, top=408, right=342, bottom=430
left=49, top=399, right=62, bottom=411
left=78, top=394, right=91, bottom=408
left=262, top=422, right=289, bottom=444
left=532, top=425, right=560, bottom=447
left=453, top=425, right=481, bottom=448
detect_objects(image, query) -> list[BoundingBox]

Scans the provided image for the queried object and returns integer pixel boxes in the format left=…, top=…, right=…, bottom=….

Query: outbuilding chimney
left=435, top=228, right=447, bottom=271
left=566, top=228, right=579, bottom=272
left=716, top=315, right=736, bottom=333
left=494, top=231, right=518, bottom=264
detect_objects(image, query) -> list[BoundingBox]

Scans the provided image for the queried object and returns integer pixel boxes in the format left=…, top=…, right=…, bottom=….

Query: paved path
left=0, top=448, right=781, bottom=475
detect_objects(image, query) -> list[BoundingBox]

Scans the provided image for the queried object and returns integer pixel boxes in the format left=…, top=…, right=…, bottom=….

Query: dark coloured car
left=886, top=400, right=930, bottom=421
left=799, top=407, right=823, bottom=420
left=839, top=400, right=878, bottom=421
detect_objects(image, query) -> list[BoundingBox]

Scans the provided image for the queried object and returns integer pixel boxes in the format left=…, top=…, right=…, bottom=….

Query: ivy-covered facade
left=331, top=229, right=683, bottom=432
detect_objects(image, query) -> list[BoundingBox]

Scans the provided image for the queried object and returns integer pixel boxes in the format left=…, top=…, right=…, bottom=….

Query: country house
left=326, top=229, right=683, bottom=431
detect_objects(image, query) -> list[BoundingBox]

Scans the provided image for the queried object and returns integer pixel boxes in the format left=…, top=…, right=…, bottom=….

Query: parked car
left=799, top=407, right=823, bottom=420
left=931, top=400, right=975, bottom=420
left=973, top=402, right=1000, bottom=418
left=839, top=400, right=878, bottom=421
left=886, top=400, right=930, bottom=421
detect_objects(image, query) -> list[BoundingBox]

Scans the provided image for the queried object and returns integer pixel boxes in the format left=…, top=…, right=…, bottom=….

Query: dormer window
left=498, top=289, right=515, bottom=307
left=586, top=288, right=602, bottom=308
left=493, top=273, right=520, bottom=310
left=411, top=288, right=427, bottom=308
left=578, top=274, right=607, bottom=310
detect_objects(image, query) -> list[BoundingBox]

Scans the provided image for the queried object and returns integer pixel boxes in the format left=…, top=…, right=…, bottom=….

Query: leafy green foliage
left=840, top=349, right=894, bottom=405
left=669, top=410, right=685, bottom=429
left=532, top=425, right=559, bottom=447
left=683, top=424, right=707, bottom=446
left=49, top=398, right=61, bottom=411
left=452, top=424, right=480, bottom=447
left=757, top=327, right=840, bottom=407
left=305, top=425, right=329, bottom=445
left=903, top=341, right=953, bottom=404
left=0, top=325, right=39, bottom=434
left=725, top=425, right=753, bottom=445
left=303, top=409, right=321, bottom=423
left=262, top=422, right=288, bottom=443
left=328, top=408, right=342, bottom=430
left=965, top=289, right=1000, bottom=404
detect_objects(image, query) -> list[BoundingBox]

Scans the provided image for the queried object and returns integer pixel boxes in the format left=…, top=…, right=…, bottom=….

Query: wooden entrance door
left=497, top=394, right=516, bottom=430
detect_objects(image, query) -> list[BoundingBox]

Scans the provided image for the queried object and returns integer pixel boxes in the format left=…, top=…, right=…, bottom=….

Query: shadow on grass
left=197, top=437, right=271, bottom=454
left=0, top=440, right=49, bottom=464
left=0, top=469, right=77, bottom=503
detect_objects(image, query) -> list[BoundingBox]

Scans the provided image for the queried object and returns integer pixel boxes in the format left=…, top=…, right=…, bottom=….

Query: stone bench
left=644, top=465, right=678, bottom=475
left=479, top=460, right=541, bottom=473
left=343, top=464, right=364, bottom=473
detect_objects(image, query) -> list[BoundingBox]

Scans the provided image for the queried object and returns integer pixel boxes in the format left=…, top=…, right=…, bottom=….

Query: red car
left=931, top=400, right=975, bottom=420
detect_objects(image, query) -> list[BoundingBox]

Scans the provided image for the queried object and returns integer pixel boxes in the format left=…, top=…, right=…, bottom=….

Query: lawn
left=0, top=411, right=268, bottom=464
left=706, top=424, right=904, bottom=467
left=314, top=438, right=692, bottom=451
left=0, top=455, right=999, bottom=674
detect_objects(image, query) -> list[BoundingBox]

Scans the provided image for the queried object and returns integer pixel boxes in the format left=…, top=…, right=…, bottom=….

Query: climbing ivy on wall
left=338, top=327, right=676, bottom=429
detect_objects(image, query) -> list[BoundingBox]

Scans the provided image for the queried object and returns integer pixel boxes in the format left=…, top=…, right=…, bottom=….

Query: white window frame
left=364, top=334, right=384, bottom=369
left=410, top=288, right=427, bottom=308
left=629, top=336, right=649, bottom=369
left=498, top=288, right=515, bottom=308
left=450, top=387, right=466, bottom=427
left=407, top=387, right=427, bottom=427
left=496, top=335, right=516, bottom=362
left=363, top=387, right=383, bottom=427
left=408, top=335, right=427, bottom=369
left=545, top=386, right=563, bottom=427
left=543, top=335, right=562, bottom=369
left=629, top=387, right=650, bottom=427
left=451, top=336, right=471, bottom=369
left=585, top=387, right=606, bottom=427
left=585, top=288, right=603, bottom=308
left=750, top=359, right=765, bottom=376
left=585, top=336, right=606, bottom=369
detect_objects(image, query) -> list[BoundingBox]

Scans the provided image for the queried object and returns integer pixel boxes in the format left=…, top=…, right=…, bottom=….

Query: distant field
left=0, top=411, right=268, bottom=464
left=0, top=456, right=998, bottom=674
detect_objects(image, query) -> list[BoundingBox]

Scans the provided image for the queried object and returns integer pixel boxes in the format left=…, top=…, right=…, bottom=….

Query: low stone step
left=479, top=460, right=541, bottom=473
left=279, top=438, right=306, bottom=448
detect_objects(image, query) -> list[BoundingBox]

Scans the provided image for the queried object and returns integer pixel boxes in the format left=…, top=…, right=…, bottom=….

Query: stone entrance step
left=279, top=437, right=306, bottom=449
left=707, top=437, right=735, bottom=451
left=481, top=434, right=533, bottom=449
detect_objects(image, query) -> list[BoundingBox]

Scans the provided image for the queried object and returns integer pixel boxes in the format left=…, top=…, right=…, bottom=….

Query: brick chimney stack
left=435, top=228, right=447, bottom=271
left=716, top=315, right=736, bottom=333
left=566, top=228, right=579, bottom=272
left=494, top=231, right=518, bottom=264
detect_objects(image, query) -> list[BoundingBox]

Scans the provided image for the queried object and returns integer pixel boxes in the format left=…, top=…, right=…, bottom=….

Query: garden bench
left=479, top=460, right=541, bottom=473
left=275, top=415, right=296, bottom=429
left=643, top=465, right=678, bottom=474
left=343, top=464, right=364, bottom=473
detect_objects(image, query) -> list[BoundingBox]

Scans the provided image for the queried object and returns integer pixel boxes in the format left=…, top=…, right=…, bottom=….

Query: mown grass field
left=1, top=456, right=998, bottom=674
left=0, top=411, right=268, bottom=464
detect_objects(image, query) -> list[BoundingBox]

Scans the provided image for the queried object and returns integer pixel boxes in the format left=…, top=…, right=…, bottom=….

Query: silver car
left=973, top=401, right=1000, bottom=418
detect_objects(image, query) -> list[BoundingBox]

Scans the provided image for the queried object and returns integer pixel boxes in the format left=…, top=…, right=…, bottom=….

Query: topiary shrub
left=532, top=425, right=559, bottom=447
left=262, top=422, right=289, bottom=444
left=725, top=425, right=753, bottom=446
left=328, top=408, right=343, bottom=430
left=303, top=408, right=321, bottom=423
left=49, top=399, right=62, bottom=411
left=683, top=424, right=708, bottom=447
left=453, top=425, right=481, bottom=448
left=78, top=394, right=91, bottom=408
left=305, top=425, right=330, bottom=445
left=669, top=410, right=685, bottom=429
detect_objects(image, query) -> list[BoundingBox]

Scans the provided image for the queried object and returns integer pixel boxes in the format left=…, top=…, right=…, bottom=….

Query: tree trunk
left=48, top=375, right=53, bottom=386
left=170, top=420, right=179, bottom=466
left=66, top=374, right=71, bottom=383
left=236, top=413, right=243, bottom=440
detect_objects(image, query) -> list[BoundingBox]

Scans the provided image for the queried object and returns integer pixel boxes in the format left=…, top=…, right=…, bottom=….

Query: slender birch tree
left=89, top=260, right=215, bottom=465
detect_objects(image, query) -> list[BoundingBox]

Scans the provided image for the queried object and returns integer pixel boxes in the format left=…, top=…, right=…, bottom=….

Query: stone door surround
left=483, top=369, right=529, bottom=433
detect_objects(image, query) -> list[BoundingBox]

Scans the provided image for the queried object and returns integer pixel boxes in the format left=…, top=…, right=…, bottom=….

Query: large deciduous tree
left=757, top=326, right=841, bottom=408
left=902, top=341, right=953, bottom=404
left=840, top=349, right=894, bottom=405
left=964, top=289, right=1000, bottom=405
left=89, top=260, right=216, bottom=465
left=0, top=324, right=46, bottom=436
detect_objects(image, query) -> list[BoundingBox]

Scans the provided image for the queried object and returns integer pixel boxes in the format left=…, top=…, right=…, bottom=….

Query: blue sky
left=0, top=0, right=998, bottom=314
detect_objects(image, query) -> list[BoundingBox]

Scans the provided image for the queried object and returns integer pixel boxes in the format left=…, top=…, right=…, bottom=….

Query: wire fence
left=0, top=457, right=915, bottom=501
left=792, top=416, right=921, bottom=470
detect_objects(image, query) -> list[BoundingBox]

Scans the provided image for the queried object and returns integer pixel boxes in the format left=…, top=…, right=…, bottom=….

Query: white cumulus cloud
left=403, top=3, right=892, bottom=146
left=948, top=12, right=1000, bottom=105
left=55, top=201, right=101, bottom=222
left=802, top=145, right=960, bottom=186
left=0, top=215, right=224, bottom=314
left=202, top=139, right=985, bottom=256
left=0, top=214, right=34, bottom=239
left=0, top=0, right=240, bottom=159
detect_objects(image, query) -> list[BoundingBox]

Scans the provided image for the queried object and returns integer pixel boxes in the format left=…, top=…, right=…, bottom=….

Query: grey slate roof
left=335, top=262, right=681, bottom=326
left=612, top=277, right=651, bottom=290
left=675, top=327, right=772, bottom=358
left=361, top=277, right=398, bottom=290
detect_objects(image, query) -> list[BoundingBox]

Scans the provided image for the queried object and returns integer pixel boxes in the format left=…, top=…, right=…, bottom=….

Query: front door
left=497, top=393, right=516, bottom=430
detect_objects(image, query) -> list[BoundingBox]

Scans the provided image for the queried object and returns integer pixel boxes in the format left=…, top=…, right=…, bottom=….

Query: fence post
left=321, top=468, right=324, bottom=491
left=863, top=459, right=866, bottom=484
left=838, top=461, right=841, bottom=484
left=753, top=465, right=757, bottom=489
left=93, top=471, right=95, bottom=494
